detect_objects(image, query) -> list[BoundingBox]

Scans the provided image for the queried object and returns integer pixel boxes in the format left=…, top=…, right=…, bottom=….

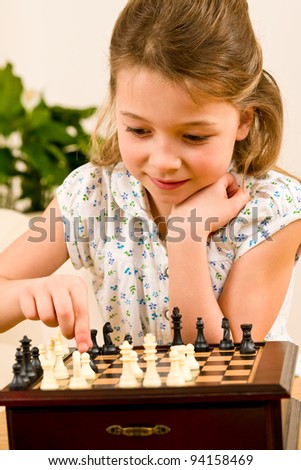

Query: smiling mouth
left=149, top=176, right=189, bottom=190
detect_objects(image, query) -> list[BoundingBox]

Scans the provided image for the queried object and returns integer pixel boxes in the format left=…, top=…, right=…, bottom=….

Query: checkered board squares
left=36, top=346, right=261, bottom=390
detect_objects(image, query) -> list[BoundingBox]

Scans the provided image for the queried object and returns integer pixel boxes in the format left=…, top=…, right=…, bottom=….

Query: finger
left=19, top=289, right=39, bottom=321
left=34, top=293, right=59, bottom=328
left=69, top=283, right=91, bottom=353
left=51, top=289, right=75, bottom=340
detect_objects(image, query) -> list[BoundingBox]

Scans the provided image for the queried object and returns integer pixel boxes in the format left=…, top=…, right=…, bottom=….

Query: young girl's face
left=115, top=67, right=250, bottom=217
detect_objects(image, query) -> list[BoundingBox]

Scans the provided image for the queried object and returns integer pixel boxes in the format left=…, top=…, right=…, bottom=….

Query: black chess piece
left=171, top=307, right=184, bottom=345
left=194, top=317, right=210, bottom=352
left=31, top=346, right=43, bottom=379
left=20, top=335, right=38, bottom=384
left=9, top=362, right=28, bottom=391
left=219, top=317, right=235, bottom=350
left=240, top=324, right=256, bottom=354
left=124, top=334, right=133, bottom=345
left=102, top=322, right=118, bottom=355
left=90, top=329, right=101, bottom=358
left=88, top=348, right=99, bottom=373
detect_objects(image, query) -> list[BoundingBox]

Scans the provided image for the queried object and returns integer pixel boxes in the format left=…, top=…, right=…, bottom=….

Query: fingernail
left=78, top=342, right=89, bottom=352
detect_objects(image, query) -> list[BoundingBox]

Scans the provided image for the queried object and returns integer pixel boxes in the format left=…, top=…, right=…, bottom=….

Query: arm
left=167, top=173, right=250, bottom=344
left=0, top=197, right=92, bottom=352
left=218, top=219, right=301, bottom=342
left=167, top=173, right=301, bottom=344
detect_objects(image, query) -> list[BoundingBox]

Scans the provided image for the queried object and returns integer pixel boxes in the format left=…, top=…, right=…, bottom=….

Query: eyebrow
left=120, top=111, right=218, bottom=127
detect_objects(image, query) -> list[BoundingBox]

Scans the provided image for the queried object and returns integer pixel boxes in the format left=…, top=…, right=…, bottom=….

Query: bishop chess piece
left=102, top=322, right=118, bottom=355
left=171, top=307, right=184, bottom=346
left=219, top=317, right=235, bottom=350
left=240, top=324, right=256, bottom=354
left=9, top=355, right=27, bottom=391
left=194, top=317, right=210, bottom=352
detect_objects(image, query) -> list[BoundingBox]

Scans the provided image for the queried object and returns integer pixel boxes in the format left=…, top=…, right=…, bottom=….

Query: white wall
left=0, top=0, right=300, bottom=381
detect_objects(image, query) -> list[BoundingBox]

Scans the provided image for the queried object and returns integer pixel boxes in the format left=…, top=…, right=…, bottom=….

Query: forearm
left=167, top=236, right=224, bottom=344
left=0, top=276, right=28, bottom=332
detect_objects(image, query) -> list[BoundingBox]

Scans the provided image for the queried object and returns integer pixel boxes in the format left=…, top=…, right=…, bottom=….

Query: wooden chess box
left=0, top=341, right=299, bottom=450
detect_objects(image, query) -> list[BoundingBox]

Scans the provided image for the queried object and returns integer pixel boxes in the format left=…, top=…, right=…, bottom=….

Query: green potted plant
left=0, top=63, right=97, bottom=212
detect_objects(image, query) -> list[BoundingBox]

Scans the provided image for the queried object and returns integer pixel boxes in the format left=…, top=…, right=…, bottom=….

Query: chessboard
left=32, top=345, right=262, bottom=391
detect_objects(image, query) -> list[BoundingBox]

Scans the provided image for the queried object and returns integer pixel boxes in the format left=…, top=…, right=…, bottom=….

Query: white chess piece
left=69, top=350, right=90, bottom=390
left=143, top=337, right=161, bottom=388
left=81, top=352, right=96, bottom=383
left=38, top=344, right=47, bottom=366
left=40, top=359, right=59, bottom=391
left=185, top=343, right=200, bottom=371
left=119, top=340, right=138, bottom=388
left=171, top=345, right=192, bottom=381
left=166, top=349, right=185, bottom=386
left=53, top=341, right=69, bottom=379
left=56, top=327, right=70, bottom=354
left=130, top=350, right=144, bottom=380
left=46, top=338, right=56, bottom=365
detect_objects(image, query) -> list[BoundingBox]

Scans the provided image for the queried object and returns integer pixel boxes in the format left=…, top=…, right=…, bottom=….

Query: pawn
left=40, top=359, right=59, bottom=391
left=90, top=329, right=101, bottom=358
left=171, top=345, right=192, bottom=382
left=240, top=324, right=256, bottom=355
left=185, top=343, right=200, bottom=371
left=166, top=349, right=185, bottom=387
left=119, top=341, right=138, bottom=388
left=81, top=352, right=96, bottom=383
left=69, top=350, right=90, bottom=390
left=38, top=344, right=47, bottom=366
left=9, top=363, right=28, bottom=391
left=31, top=346, right=43, bottom=379
left=88, top=348, right=99, bottom=373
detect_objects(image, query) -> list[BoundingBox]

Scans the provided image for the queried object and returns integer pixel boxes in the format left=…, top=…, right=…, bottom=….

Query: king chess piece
left=171, top=307, right=184, bottom=346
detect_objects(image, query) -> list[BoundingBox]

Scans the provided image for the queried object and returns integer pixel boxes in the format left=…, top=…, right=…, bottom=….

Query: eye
left=126, top=126, right=151, bottom=137
left=183, top=134, right=209, bottom=144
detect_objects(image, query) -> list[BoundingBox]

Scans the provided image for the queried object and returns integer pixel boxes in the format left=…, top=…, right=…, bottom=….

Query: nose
left=148, top=139, right=182, bottom=173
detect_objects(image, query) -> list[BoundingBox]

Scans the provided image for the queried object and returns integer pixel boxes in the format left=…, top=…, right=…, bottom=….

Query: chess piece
left=53, top=341, right=69, bottom=379
left=38, top=344, right=47, bottom=366
left=171, top=307, right=184, bottom=346
left=56, top=327, right=69, bottom=354
left=102, top=322, right=118, bottom=355
left=124, top=333, right=133, bottom=345
left=31, top=346, right=43, bottom=379
left=46, top=338, right=56, bottom=365
left=81, top=352, right=96, bottom=383
left=90, top=329, right=101, bottom=358
left=185, top=343, right=200, bottom=371
left=130, top=350, right=144, bottom=380
left=143, top=337, right=162, bottom=387
left=88, top=348, right=99, bottom=373
left=40, top=359, right=59, bottom=391
left=240, top=324, right=256, bottom=354
left=119, top=340, right=138, bottom=388
left=171, top=345, right=192, bottom=381
left=9, top=363, right=28, bottom=391
left=20, top=336, right=37, bottom=384
left=69, top=350, right=90, bottom=390
left=166, top=349, right=185, bottom=387
left=219, top=317, right=235, bottom=350
left=194, top=317, right=210, bottom=352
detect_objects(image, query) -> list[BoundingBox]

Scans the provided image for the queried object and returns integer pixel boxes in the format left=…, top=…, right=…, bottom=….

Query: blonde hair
left=92, top=0, right=283, bottom=178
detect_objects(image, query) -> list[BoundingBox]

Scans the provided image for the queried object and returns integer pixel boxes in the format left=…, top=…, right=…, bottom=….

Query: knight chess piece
left=102, top=322, right=118, bottom=355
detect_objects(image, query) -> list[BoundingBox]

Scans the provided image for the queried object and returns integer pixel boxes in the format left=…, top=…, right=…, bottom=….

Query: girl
left=0, top=0, right=300, bottom=371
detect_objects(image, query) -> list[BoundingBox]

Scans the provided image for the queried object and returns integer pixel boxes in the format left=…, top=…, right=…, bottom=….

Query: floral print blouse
left=57, top=161, right=301, bottom=371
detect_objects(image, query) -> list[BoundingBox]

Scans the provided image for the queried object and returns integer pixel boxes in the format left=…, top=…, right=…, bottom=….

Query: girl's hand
left=170, top=173, right=250, bottom=237
left=18, top=274, right=92, bottom=353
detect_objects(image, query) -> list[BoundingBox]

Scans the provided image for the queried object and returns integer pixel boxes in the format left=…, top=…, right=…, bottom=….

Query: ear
left=236, top=107, right=254, bottom=141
